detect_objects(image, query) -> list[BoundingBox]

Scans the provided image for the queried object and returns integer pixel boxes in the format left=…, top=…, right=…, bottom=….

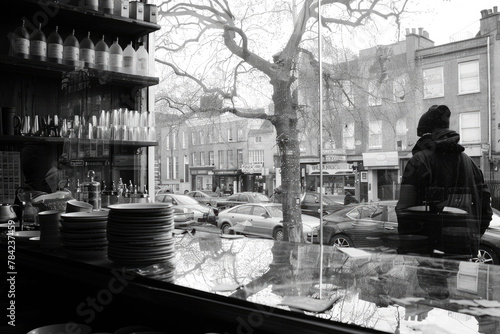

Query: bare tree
left=156, top=0, right=409, bottom=242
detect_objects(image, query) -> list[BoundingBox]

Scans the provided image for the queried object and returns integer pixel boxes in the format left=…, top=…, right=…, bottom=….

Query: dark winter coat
left=396, top=128, right=492, bottom=256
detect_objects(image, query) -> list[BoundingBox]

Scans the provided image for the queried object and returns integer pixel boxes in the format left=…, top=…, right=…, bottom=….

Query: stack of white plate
left=60, top=211, right=109, bottom=258
left=107, top=203, right=174, bottom=267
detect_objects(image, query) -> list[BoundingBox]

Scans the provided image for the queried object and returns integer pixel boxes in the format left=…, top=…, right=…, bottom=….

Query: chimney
left=418, top=27, right=423, bottom=35
left=423, top=30, right=429, bottom=39
left=494, top=6, right=498, bottom=13
left=405, top=28, right=410, bottom=35
left=412, top=28, right=416, bottom=34
left=481, top=9, right=488, bottom=18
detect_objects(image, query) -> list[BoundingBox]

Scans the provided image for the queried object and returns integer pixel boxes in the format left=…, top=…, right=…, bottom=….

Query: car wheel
left=472, top=245, right=499, bottom=265
left=221, top=222, right=231, bottom=234
left=330, top=234, right=353, bottom=248
left=273, top=227, right=284, bottom=241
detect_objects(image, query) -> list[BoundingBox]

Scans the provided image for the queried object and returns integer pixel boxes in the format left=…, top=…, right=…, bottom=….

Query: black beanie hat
left=417, top=105, right=451, bottom=137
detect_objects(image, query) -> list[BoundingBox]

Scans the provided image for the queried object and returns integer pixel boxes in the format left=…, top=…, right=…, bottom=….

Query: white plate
left=12, top=231, right=41, bottom=240
left=27, top=323, right=92, bottom=334
left=61, top=211, right=109, bottom=221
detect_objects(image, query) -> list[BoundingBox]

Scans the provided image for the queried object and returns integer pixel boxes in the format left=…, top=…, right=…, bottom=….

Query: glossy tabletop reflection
left=169, top=232, right=500, bottom=334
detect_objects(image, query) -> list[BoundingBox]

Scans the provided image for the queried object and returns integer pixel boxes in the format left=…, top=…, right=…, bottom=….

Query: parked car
left=271, top=191, right=345, bottom=217
left=311, top=202, right=500, bottom=265
left=217, top=202, right=319, bottom=242
left=185, top=190, right=226, bottom=206
left=215, top=192, right=271, bottom=210
left=155, top=193, right=217, bottom=224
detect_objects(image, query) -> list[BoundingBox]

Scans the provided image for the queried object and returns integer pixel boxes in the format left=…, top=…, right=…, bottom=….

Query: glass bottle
left=123, top=41, right=136, bottom=74
left=75, top=179, right=82, bottom=201
left=109, top=38, right=123, bottom=72
left=30, top=23, right=47, bottom=61
left=22, top=194, right=39, bottom=231
left=63, top=29, right=80, bottom=66
left=95, top=35, right=109, bottom=70
left=80, top=31, right=95, bottom=68
left=12, top=19, right=30, bottom=59
left=136, top=40, right=148, bottom=76
left=99, top=0, right=114, bottom=14
left=83, top=0, right=98, bottom=11
left=84, top=170, right=101, bottom=210
left=47, top=26, right=63, bottom=64
left=110, top=180, right=119, bottom=205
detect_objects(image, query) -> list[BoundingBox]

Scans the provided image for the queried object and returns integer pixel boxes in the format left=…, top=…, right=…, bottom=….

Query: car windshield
left=252, top=194, right=270, bottom=202
left=266, top=205, right=283, bottom=218
left=174, top=195, right=201, bottom=205
left=202, top=191, right=219, bottom=197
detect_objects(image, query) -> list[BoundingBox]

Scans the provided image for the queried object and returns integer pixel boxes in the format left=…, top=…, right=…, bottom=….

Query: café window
left=423, top=66, right=444, bottom=98
left=460, top=112, right=481, bottom=144
left=343, top=122, right=355, bottom=150
left=369, top=120, right=382, bottom=149
left=458, top=60, right=479, bottom=94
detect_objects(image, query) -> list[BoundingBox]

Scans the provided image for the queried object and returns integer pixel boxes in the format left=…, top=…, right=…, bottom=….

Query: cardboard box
left=129, top=1, right=144, bottom=21
left=144, top=4, right=157, bottom=23
left=114, top=0, right=129, bottom=17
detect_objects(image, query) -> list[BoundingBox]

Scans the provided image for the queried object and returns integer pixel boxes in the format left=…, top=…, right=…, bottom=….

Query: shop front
left=305, top=163, right=354, bottom=196
left=190, top=167, right=215, bottom=191
left=362, top=151, right=400, bottom=202
left=213, top=169, right=242, bottom=195
left=241, top=163, right=272, bottom=196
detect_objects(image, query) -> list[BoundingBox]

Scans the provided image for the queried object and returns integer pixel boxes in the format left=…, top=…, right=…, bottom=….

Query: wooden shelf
left=4, top=0, right=161, bottom=39
left=0, top=55, right=159, bottom=88
left=0, top=135, right=158, bottom=147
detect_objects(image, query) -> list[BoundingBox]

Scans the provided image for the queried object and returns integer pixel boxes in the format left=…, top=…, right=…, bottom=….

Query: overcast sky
left=405, top=0, right=499, bottom=45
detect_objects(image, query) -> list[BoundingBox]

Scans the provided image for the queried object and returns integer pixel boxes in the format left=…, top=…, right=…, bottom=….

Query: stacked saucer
left=107, top=203, right=174, bottom=267
left=60, top=211, right=109, bottom=258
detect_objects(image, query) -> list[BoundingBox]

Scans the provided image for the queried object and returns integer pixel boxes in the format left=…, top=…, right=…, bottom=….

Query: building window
left=166, top=157, right=171, bottom=179
left=199, top=131, right=205, bottom=145
left=458, top=61, right=479, bottom=94
left=191, top=132, right=196, bottom=146
left=237, top=129, right=244, bottom=141
left=218, top=130, right=224, bottom=143
left=227, top=150, right=234, bottom=168
left=237, top=149, right=244, bottom=168
left=166, top=135, right=170, bottom=150
left=218, top=150, right=225, bottom=169
left=343, top=122, right=355, bottom=150
left=208, top=130, right=214, bottom=143
left=396, top=118, right=407, bottom=151
left=393, top=76, right=406, bottom=102
left=182, top=132, right=186, bottom=149
left=341, top=80, right=354, bottom=108
left=190, top=152, right=196, bottom=166
left=173, top=156, right=179, bottom=179
left=184, top=155, right=189, bottom=181
left=200, top=151, right=205, bottom=166
left=369, top=120, right=382, bottom=149
left=460, top=112, right=481, bottom=144
left=423, top=66, right=444, bottom=99
left=249, top=150, right=264, bottom=165
left=227, top=129, right=233, bottom=141
left=172, top=135, right=177, bottom=150
left=209, top=151, right=214, bottom=166
left=255, top=136, right=262, bottom=143
left=368, top=81, right=381, bottom=106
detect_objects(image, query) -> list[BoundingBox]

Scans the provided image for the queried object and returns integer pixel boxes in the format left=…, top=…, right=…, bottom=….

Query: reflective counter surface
left=7, top=230, right=500, bottom=334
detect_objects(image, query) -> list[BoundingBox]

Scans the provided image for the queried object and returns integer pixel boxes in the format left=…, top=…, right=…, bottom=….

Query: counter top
left=7, top=231, right=500, bottom=333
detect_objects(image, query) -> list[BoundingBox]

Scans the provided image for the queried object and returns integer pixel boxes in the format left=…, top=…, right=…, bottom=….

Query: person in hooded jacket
left=396, top=105, right=492, bottom=259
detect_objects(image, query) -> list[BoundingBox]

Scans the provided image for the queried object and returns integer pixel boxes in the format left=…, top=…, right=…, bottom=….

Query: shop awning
left=362, top=152, right=399, bottom=168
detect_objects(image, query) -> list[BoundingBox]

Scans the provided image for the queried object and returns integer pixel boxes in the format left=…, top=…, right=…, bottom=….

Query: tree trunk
left=272, top=79, right=303, bottom=242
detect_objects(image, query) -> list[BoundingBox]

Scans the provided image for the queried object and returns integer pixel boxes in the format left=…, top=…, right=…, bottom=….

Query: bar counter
left=3, top=230, right=500, bottom=334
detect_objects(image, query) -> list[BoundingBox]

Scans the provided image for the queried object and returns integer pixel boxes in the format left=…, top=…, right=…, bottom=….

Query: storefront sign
left=362, top=152, right=399, bottom=168
left=308, top=163, right=352, bottom=174
left=214, top=169, right=240, bottom=175
left=241, top=164, right=263, bottom=174
left=324, top=154, right=346, bottom=162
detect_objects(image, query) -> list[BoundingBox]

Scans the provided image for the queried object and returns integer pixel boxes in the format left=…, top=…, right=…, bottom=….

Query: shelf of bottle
left=0, top=55, right=159, bottom=88
left=5, top=0, right=161, bottom=38
left=0, top=135, right=158, bottom=147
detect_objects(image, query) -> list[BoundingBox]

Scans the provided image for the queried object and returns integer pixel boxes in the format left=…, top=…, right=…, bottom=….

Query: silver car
left=217, top=203, right=320, bottom=242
